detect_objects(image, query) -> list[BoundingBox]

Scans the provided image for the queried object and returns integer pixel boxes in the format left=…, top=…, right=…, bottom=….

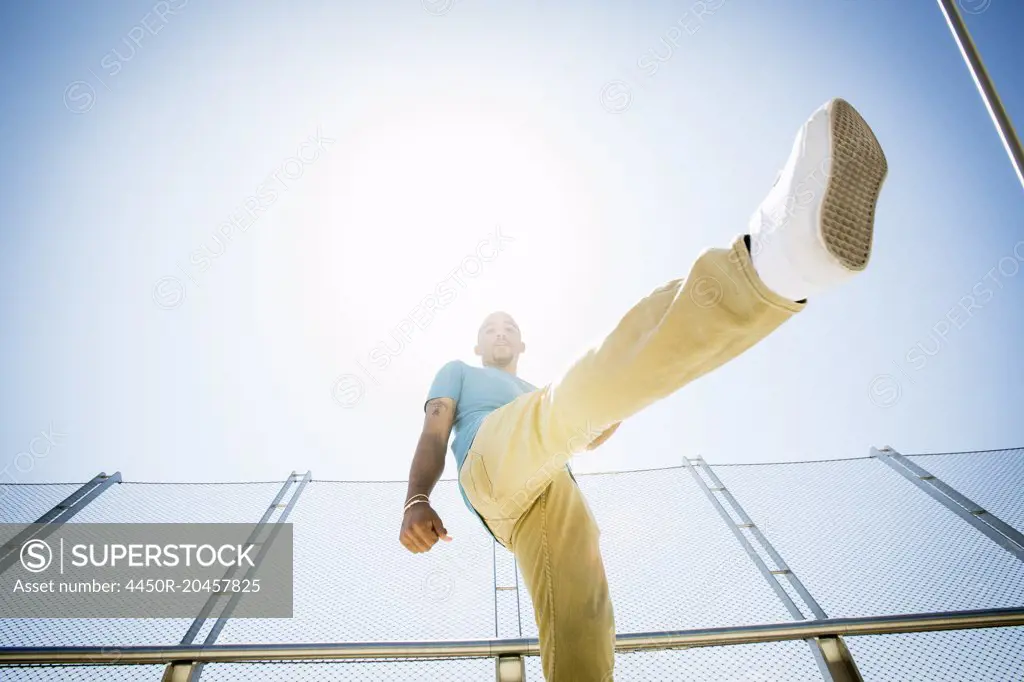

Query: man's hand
left=400, top=502, right=452, bottom=553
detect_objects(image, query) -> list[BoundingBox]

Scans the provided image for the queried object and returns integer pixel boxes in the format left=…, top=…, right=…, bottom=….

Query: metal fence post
left=936, top=0, right=1024, bottom=192
left=161, top=662, right=198, bottom=682
left=496, top=654, right=525, bottom=682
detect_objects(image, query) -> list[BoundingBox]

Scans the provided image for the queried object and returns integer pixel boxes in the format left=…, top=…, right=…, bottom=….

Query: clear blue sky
left=1, top=0, right=1022, bottom=487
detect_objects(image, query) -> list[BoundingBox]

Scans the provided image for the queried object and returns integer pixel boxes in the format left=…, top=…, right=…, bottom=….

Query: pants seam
left=541, top=489, right=556, bottom=675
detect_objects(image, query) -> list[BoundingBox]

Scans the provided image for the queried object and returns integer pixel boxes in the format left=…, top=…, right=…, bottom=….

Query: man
left=400, top=98, right=888, bottom=681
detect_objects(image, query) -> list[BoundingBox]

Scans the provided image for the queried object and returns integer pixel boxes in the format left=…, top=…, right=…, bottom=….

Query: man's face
left=476, top=312, right=525, bottom=367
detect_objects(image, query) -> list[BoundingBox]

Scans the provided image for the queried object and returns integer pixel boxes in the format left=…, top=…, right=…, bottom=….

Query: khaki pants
left=460, top=235, right=806, bottom=681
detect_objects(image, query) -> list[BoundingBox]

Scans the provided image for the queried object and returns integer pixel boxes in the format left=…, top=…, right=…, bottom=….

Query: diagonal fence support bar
left=695, top=457, right=828, bottom=620
left=200, top=470, right=311, bottom=644
left=882, top=447, right=1024, bottom=550
left=683, top=458, right=804, bottom=620
left=936, top=0, right=1024, bottom=192
left=0, top=471, right=122, bottom=578
left=873, top=447, right=1024, bottom=562
left=684, top=458, right=826, bottom=677
left=180, top=471, right=312, bottom=682
left=179, top=471, right=303, bottom=647
left=687, top=456, right=865, bottom=682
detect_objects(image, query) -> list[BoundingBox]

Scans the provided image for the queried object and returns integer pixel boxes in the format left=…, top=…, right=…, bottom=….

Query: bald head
left=475, top=311, right=525, bottom=372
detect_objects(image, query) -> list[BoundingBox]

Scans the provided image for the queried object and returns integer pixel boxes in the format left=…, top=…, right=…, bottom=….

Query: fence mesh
left=710, top=457, right=1024, bottom=619
left=0, top=482, right=289, bottom=651
left=1, top=448, right=1023, bottom=680
left=0, top=665, right=167, bottom=681
left=0, top=483, right=85, bottom=555
left=519, top=467, right=795, bottom=640
left=0, top=484, right=84, bottom=525
left=198, top=658, right=496, bottom=681
left=906, top=447, right=1024, bottom=535
left=844, top=626, right=1024, bottom=682
left=213, top=477, right=497, bottom=645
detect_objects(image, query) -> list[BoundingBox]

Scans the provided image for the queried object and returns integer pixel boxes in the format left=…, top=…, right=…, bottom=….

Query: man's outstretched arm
left=400, top=397, right=456, bottom=553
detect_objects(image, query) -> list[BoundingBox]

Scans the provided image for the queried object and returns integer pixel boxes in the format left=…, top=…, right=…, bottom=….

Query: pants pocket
left=460, top=449, right=497, bottom=513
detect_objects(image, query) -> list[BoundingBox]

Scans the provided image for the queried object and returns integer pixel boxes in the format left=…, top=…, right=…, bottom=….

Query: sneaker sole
left=820, top=98, right=888, bottom=272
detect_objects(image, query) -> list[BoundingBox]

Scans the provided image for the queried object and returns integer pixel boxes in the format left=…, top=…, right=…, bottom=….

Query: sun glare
left=291, top=105, right=598, bottom=372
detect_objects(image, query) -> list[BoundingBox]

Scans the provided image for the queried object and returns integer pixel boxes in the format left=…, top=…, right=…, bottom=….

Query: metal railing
left=1, top=608, right=1021, bottom=681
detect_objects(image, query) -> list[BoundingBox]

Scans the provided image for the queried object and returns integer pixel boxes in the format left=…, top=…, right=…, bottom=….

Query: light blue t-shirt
left=425, top=359, right=572, bottom=539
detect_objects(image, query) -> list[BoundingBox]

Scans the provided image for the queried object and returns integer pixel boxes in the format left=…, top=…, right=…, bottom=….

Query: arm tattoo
left=426, top=399, right=448, bottom=417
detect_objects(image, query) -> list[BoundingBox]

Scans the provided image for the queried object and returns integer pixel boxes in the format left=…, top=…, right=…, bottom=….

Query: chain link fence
left=2, top=447, right=1023, bottom=680
left=906, top=448, right=1024, bottom=536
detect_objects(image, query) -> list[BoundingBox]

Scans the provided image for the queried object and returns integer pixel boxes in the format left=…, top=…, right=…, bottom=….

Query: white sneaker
left=748, top=98, right=888, bottom=301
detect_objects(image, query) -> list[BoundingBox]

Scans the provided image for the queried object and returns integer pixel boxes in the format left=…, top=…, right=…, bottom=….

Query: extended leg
left=466, top=235, right=804, bottom=527
left=461, top=97, right=887, bottom=538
